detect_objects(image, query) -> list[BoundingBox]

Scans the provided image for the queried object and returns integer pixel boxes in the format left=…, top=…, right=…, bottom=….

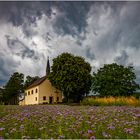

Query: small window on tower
left=36, top=88, right=38, bottom=93
left=28, top=91, right=30, bottom=95
left=32, top=90, right=33, bottom=94
left=35, top=97, right=37, bottom=101
left=43, top=96, right=46, bottom=100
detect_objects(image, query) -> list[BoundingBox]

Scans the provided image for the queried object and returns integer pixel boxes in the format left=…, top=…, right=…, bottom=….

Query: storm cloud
left=0, top=1, right=140, bottom=86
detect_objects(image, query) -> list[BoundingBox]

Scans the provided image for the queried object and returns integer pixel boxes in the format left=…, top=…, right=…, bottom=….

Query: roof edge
left=25, top=76, right=47, bottom=90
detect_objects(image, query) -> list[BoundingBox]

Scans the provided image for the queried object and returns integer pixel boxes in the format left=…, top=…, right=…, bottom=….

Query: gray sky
left=0, top=1, right=140, bottom=86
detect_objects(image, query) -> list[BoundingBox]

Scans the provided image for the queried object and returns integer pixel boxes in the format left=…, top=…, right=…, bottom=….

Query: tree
left=0, top=88, right=4, bottom=104
left=91, top=63, right=139, bottom=97
left=24, top=75, right=40, bottom=89
left=48, top=52, right=92, bottom=103
left=3, top=72, right=24, bottom=105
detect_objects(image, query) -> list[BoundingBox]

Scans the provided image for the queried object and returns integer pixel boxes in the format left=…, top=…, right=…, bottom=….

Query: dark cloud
left=121, top=25, right=140, bottom=49
left=0, top=1, right=140, bottom=87
left=0, top=2, right=91, bottom=36
left=134, top=69, right=140, bottom=85
left=22, top=23, right=38, bottom=37
left=0, top=57, right=10, bottom=78
left=5, top=35, right=39, bottom=60
left=115, top=2, right=140, bottom=50
left=43, top=32, right=52, bottom=42
left=114, top=50, right=129, bottom=66
left=52, top=2, right=92, bottom=35
left=88, top=2, right=140, bottom=53
left=0, top=52, right=20, bottom=87
left=86, top=47, right=95, bottom=60
left=0, top=2, right=45, bottom=26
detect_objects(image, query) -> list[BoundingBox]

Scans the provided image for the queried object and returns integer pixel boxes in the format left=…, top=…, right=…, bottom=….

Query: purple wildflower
left=124, top=128, right=133, bottom=134
left=135, top=114, right=140, bottom=118
left=88, top=130, right=93, bottom=134
left=58, top=135, right=65, bottom=139
left=0, top=137, right=4, bottom=140
left=107, top=124, right=115, bottom=130
left=90, top=136, right=95, bottom=139
left=20, top=124, right=24, bottom=130
left=102, top=132, right=111, bottom=138
left=0, top=128, right=5, bottom=131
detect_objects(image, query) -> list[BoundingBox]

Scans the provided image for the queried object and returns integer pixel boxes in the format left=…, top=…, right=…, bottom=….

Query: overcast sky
left=0, top=1, right=140, bottom=87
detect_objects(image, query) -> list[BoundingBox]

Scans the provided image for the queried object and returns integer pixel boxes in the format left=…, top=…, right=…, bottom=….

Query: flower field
left=0, top=105, right=140, bottom=139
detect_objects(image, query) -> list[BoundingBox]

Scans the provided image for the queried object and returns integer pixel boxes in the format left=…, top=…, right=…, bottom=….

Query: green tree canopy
left=3, top=72, right=24, bottom=104
left=48, top=52, right=92, bottom=102
left=91, top=63, right=139, bottom=97
left=24, top=75, right=40, bottom=89
left=0, top=88, right=4, bottom=104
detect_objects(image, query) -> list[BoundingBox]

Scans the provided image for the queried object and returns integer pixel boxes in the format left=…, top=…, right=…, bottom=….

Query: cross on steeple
left=46, top=56, right=50, bottom=76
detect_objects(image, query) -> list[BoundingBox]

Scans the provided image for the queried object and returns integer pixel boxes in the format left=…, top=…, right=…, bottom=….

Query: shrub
left=81, top=96, right=140, bottom=106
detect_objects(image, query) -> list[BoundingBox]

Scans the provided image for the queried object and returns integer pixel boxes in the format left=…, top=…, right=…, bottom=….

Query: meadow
left=0, top=105, right=140, bottom=139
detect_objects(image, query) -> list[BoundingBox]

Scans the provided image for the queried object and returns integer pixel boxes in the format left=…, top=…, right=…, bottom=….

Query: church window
left=36, top=88, right=38, bottom=93
left=43, top=96, right=46, bottom=100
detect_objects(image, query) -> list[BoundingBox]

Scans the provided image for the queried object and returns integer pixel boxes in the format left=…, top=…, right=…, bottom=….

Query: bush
left=81, top=96, right=140, bottom=106
left=133, top=93, right=140, bottom=99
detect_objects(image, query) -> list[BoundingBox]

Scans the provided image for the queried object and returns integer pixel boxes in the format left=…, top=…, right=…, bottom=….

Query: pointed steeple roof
left=46, top=56, right=50, bottom=76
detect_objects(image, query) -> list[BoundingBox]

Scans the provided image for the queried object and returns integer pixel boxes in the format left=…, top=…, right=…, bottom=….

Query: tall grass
left=81, top=96, right=140, bottom=106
